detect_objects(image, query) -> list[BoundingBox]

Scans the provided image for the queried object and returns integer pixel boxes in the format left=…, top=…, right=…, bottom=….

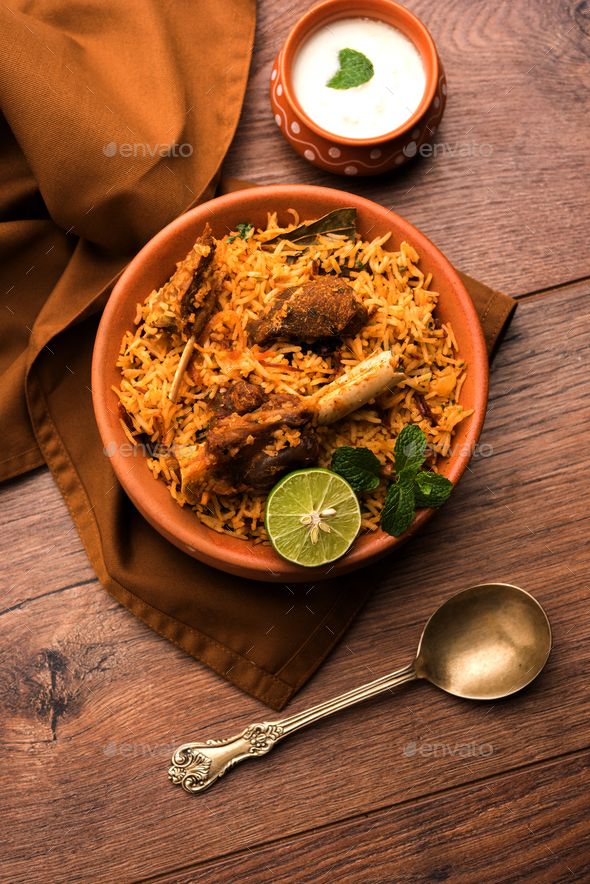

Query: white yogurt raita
left=292, top=18, right=426, bottom=140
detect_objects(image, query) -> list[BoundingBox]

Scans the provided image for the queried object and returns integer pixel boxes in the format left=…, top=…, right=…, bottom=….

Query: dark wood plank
left=154, top=750, right=590, bottom=883
left=1, top=281, right=589, bottom=881
left=224, top=0, right=590, bottom=297
left=0, top=469, right=96, bottom=612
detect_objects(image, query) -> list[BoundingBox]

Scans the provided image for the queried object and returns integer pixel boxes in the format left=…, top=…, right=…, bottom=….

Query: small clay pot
left=270, top=0, right=447, bottom=176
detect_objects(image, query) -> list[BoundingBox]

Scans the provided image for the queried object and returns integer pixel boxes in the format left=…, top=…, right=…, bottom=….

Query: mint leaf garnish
left=331, top=446, right=381, bottom=492
left=329, top=427, right=453, bottom=538
left=414, top=471, right=453, bottom=508
left=394, top=424, right=427, bottom=477
left=228, top=222, right=253, bottom=243
left=327, top=48, right=374, bottom=90
left=381, top=479, right=415, bottom=536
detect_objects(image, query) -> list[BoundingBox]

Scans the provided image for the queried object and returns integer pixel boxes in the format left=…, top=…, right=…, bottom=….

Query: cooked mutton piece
left=216, top=380, right=265, bottom=417
left=153, top=224, right=217, bottom=332
left=191, top=382, right=316, bottom=492
left=169, top=224, right=219, bottom=403
left=179, top=351, right=405, bottom=497
left=241, top=432, right=320, bottom=491
left=247, top=277, right=368, bottom=345
left=179, top=223, right=217, bottom=336
left=180, top=393, right=316, bottom=496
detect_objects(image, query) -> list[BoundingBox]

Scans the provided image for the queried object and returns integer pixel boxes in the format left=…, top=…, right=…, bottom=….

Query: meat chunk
left=180, top=223, right=217, bottom=336
left=216, top=380, right=265, bottom=417
left=242, top=431, right=320, bottom=491
left=207, top=394, right=313, bottom=459
left=247, top=277, right=368, bottom=345
left=169, top=225, right=220, bottom=403
left=180, top=394, right=316, bottom=497
left=178, top=351, right=406, bottom=497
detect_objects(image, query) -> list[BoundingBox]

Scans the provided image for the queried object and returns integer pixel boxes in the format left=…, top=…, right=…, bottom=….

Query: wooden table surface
left=2, top=1, right=589, bottom=881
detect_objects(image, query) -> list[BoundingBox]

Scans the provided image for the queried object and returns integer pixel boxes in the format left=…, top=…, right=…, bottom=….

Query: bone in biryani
left=114, top=207, right=472, bottom=544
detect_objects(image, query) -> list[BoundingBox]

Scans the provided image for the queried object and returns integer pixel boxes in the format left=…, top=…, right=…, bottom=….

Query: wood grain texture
left=0, top=469, right=96, bottom=612
left=154, top=750, right=590, bottom=883
left=224, top=0, right=590, bottom=296
left=1, top=281, right=589, bottom=881
left=2, top=0, right=590, bottom=878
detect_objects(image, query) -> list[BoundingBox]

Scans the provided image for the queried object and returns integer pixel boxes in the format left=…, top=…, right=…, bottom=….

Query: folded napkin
left=0, top=3, right=516, bottom=710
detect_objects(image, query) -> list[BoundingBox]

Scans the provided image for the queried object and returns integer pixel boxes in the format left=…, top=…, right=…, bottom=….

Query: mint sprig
left=381, top=480, right=415, bottom=536
left=414, top=470, right=454, bottom=508
left=330, top=446, right=381, bottom=493
left=227, top=222, right=253, bottom=243
left=394, top=423, right=427, bottom=477
left=327, top=48, right=374, bottom=90
left=331, top=425, right=453, bottom=538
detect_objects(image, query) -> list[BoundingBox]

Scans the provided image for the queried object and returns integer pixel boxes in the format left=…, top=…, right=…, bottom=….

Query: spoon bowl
left=415, top=583, right=552, bottom=700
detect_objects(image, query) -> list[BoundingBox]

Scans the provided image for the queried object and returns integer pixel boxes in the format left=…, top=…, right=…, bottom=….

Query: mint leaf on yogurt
left=326, top=48, right=374, bottom=90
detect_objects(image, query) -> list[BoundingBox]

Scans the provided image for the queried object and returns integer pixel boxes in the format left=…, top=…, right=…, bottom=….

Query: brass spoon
left=168, top=583, right=551, bottom=794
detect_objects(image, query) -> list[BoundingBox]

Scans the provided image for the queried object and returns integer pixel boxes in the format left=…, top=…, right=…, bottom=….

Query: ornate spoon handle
left=168, top=662, right=416, bottom=794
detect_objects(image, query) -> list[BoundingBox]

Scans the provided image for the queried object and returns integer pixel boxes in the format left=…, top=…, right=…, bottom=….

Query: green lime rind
left=264, top=468, right=361, bottom=568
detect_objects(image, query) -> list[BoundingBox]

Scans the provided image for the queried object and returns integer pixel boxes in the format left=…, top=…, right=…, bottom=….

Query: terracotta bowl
left=270, top=0, right=447, bottom=176
left=92, top=185, right=488, bottom=582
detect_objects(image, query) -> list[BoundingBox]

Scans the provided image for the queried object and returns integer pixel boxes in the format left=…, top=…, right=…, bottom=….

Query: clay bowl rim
left=279, top=0, right=440, bottom=148
left=92, top=184, right=488, bottom=583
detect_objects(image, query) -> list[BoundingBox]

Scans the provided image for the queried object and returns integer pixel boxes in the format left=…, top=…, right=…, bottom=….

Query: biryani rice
left=114, top=212, right=472, bottom=542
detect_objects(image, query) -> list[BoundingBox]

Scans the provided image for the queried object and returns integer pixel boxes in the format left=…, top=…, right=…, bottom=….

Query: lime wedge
left=265, top=468, right=361, bottom=567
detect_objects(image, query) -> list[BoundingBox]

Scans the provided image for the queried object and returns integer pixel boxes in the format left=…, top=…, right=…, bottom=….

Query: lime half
left=265, top=468, right=361, bottom=567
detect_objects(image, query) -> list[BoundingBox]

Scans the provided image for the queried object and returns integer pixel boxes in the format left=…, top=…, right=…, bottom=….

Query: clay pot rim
left=278, top=0, right=440, bottom=148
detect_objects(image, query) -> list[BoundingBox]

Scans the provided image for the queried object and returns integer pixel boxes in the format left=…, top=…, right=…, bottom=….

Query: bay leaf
left=263, top=207, right=357, bottom=248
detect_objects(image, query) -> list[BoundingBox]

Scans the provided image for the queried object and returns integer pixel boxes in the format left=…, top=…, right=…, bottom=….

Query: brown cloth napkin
left=0, top=2, right=516, bottom=710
